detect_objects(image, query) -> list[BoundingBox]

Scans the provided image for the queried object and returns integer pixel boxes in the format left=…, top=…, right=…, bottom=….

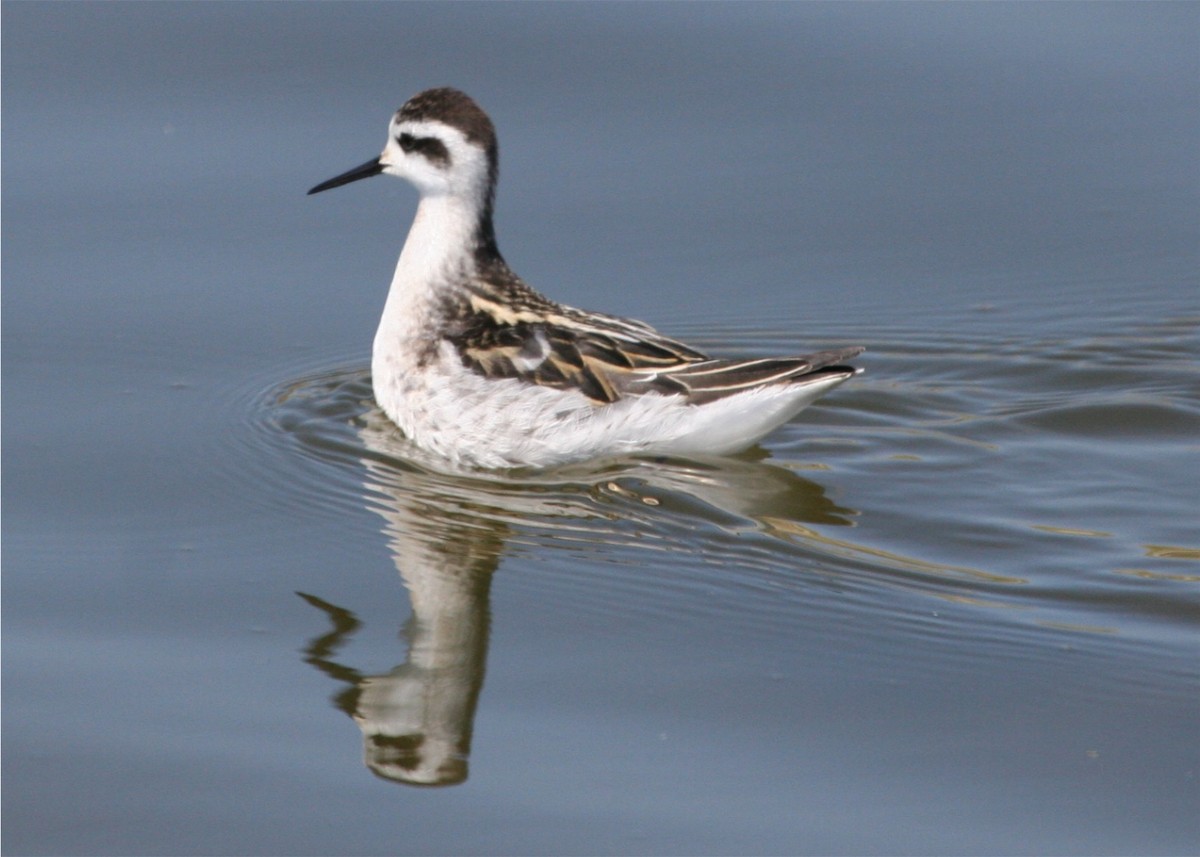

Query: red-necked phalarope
left=309, top=88, right=864, bottom=469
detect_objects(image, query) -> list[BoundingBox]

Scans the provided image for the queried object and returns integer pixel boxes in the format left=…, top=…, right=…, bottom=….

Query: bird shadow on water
left=269, top=365, right=955, bottom=787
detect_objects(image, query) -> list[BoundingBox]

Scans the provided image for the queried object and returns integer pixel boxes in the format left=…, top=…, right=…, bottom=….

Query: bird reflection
left=298, top=413, right=508, bottom=786
left=298, top=403, right=858, bottom=787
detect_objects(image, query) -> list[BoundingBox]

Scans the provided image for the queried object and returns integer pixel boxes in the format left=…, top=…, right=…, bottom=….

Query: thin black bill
left=307, top=157, right=384, bottom=195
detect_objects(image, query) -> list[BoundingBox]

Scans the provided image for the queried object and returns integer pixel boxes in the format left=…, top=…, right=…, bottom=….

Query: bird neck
left=375, top=191, right=502, bottom=356
left=390, top=190, right=500, bottom=294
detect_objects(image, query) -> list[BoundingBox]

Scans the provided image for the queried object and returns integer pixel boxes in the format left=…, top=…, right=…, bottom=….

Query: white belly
left=371, top=340, right=850, bottom=469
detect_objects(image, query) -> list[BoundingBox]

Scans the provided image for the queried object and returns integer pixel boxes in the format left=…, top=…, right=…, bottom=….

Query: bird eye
left=394, top=132, right=450, bottom=166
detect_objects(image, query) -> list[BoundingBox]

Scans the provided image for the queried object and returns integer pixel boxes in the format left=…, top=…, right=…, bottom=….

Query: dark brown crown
left=397, top=88, right=497, bottom=155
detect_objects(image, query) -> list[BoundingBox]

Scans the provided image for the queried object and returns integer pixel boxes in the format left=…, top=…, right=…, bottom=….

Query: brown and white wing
left=640, top=346, right=866, bottom=405
left=446, top=307, right=710, bottom=404
left=444, top=287, right=863, bottom=406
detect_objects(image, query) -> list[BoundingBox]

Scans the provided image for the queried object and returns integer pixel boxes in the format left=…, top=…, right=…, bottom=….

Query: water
left=4, top=4, right=1198, bottom=854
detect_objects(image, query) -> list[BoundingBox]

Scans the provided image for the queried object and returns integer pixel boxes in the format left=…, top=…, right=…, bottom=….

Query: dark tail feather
left=659, top=346, right=864, bottom=405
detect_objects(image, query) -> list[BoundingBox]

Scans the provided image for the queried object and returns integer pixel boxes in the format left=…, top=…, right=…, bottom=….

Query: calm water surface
left=4, top=4, right=1198, bottom=855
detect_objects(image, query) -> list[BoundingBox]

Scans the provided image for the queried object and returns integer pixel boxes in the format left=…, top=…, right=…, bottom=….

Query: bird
left=308, top=87, right=863, bottom=469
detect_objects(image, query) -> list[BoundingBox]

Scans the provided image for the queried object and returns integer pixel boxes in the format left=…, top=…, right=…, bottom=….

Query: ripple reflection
left=278, top=367, right=884, bottom=786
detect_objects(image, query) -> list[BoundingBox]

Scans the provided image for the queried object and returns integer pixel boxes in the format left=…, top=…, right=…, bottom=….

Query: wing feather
left=443, top=285, right=863, bottom=406
left=649, top=347, right=865, bottom=405
left=447, top=298, right=708, bottom=403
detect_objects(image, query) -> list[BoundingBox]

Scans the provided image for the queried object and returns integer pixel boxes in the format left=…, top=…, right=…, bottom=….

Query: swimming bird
left=308, top=88, right=863, bottom=469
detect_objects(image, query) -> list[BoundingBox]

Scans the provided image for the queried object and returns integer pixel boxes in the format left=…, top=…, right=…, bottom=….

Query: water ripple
left=223, top=313, right=1199, bottom=672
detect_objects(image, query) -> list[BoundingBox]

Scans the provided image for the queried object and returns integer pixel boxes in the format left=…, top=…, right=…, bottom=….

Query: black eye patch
left=397, top=133, right=450, bottom=166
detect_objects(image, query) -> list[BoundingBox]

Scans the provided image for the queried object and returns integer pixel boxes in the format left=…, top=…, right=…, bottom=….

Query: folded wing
left=446, top=298, right=863, bottom=405
left=645, top=347, right=865, bottom=404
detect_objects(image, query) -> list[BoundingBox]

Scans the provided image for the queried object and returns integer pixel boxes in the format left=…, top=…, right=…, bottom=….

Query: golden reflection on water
left=1030, top=524, right=1114, bottom=538
left=1143, top=544, right=1200, bottom=560
left=761, top=519, right=1026, bottom=586
left=1034, top=620, right=1119, bottom=636
left=1115, top=568, right=1200, bottom=583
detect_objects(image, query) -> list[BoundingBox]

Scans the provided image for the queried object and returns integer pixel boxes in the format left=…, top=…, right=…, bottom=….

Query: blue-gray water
left=4, top=4, right=1198, bottom=855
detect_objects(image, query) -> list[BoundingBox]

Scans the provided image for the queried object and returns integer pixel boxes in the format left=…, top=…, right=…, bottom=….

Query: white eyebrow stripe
left=390, top=118, right=464, bottom=142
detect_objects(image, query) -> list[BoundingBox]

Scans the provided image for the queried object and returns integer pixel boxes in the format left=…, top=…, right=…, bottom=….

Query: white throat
left=373, top=192, right=483, bottom=361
